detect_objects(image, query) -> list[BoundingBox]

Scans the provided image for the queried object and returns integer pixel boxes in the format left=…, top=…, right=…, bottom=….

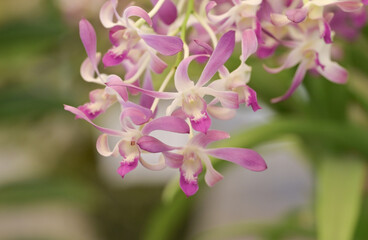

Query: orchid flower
left=64, top=102, right=189, bottom=177
left=138, top=130, right=267, bottom=197
left=264, top=29, right=348, bottom=103
left=99, top=0, right=183, bottom=80
left=107, top=31, right=239, bottom=133
left=207, top=29, right=261, bottom=111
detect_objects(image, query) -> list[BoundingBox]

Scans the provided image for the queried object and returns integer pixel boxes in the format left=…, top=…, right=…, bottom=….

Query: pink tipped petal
left=190, top=130, right=230, bottom=148
left=96, top=134, right=119, bottom=157
left=207, top=105, right=236, bottom=120
left=190, top=112, right=212, bottom=134
left=79, top=19, right=98, bottom=72
left=286, top=8, right=308, bottom=23
left=107, top=75, right=177, bottom=99
left=64, top=105, right=122, bottom=136
left=317, top=61, right=348, bottom=84
left=123, top=6, right=152, bottom=26
left=99, top=0, right=118, bottom=28
left=121, top=107, right=151, bottom=126
left=102, top=50, right=126, bottom=67
left=163, top=152, right=184, bottom=168
left=152, top=0, right=177, bottom=25
left=137, top=136, right=177, bottom=153
left=337, top=2, right=364, bottom=12
left=80, top=53, right=105, bottom=84
left=206, top=148, right=267, bottom=172
left=175, top=55, right=207, bottom=91
left=117, top=158, right=139, bottom=178
left=139, top=72, right=155, bottom=109
left=197, top=31, right=236, bottom=87
left=142, top=116, right=190, bottom=135
left=179, top=171, right=199, bottom=197
left=140, top=34, right=183, bottom=55
left=271, top=61, right=308, bottom=103
left=245, top=86, right=262, bottom=111
left=241, top=29, right=258, bottom=61
left=150, top=53, right=168, bottom=74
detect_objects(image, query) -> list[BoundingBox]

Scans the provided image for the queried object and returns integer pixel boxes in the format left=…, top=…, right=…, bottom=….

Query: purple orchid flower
left=99, top=0, right=183, bottom=79
left=139, top=130, right=267, bottom=197
left=106, top=31, right=239, bottom=133
left=64, top=102, right=189, bottom=178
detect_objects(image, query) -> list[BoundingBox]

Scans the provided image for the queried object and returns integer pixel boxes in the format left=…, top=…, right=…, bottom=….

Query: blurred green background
left=0, top=1, right=367, bottom=240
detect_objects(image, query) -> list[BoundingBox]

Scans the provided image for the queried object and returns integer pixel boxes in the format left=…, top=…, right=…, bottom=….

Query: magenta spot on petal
left=246, top=87, right=262, bottom=112
left=179, top=172, right=199, bottom=197
left=190, top=112, right=211, bottom=134
left=102, top=51, right=126, bottom=67
left=77, top=104, right=102, bottom=120
left=117, top=159, right=139, bottom=178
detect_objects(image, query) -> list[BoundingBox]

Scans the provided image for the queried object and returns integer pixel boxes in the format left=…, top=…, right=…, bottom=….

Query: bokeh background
left=0, top=1, right=367, bottom=240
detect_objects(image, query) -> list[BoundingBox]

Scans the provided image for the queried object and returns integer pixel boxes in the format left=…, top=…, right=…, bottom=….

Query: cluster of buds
left=65, top=0, right=367, bottom=197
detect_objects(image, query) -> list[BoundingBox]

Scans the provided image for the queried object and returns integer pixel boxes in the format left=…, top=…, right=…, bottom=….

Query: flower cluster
left=65, top=0, right=367, bottom=196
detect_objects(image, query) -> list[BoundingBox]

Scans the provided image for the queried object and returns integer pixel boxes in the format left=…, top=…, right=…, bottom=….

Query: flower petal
left=140, top=34, right=183, bottom=55
left=152, top=0, right=177, bottom=25
left=123, top=6, right=152, bottom=26
left=139, top=72, right=155, bottom=109
left=285, top=7, right=308, bottom=23
left=120, top=104, right=152, bottom=126
left=206, top=148, right=267, bottom=172
left=96, top=134, right=120, bottom=157
left=207, top=105, right=236, bottom=120
left=175, top=55, right=206, bottom=91
left=190, top=130, right=230, bottom=148
left=150, top=53, right=168, bottom=74
left=317, top=61, right=348, bottom=84
left=64, top=105, right=122, bottom=135
left=138, top=135, right=178, bottom=153
left=163, top=151, right=184, bottom=168
left=102, top=49, right=127, bottom=67
left=245, top=86, right=262, bottom=111
left=141, top=116, right=190, bottom=135
left=190, top=112, right=212, bottom=134
left=241, top=29, right=258, bottom=61
left=109, top=26, right=125, bottom=46
left=179, top=170, right=199, bottom=197
left=201, top=153, right=223, bottom=187
left=202, top=87, right=239, bottom=109
left=197, top=30, right=236, bottom=87
left=105, top=75, right=129, bottom=101
left=80, top=53, right=105, bottom=84
left=271, top=61, right=308, bottom=103
left=79, top=19, right=98, bottom=73
left=99, top=0, right=118, bottom=28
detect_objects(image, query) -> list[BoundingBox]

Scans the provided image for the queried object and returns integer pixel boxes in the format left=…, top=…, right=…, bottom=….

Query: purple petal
left=322, top=20, right=332, bottom=44
left=190, top=112, right=212, bottom=134
left=245, top=86, right=261, bottom=111
left=337, top=2, right=364, bottom=12
left=241, top=29, right=258, bottom=61
left=140, top=34, right=183, bottom=55
left=150, top=53, right=168, bottom=74
left=79, top=19, right=98, bottom=72
left=141, top=116, right=190, bottom=135
left=271, top=61, right=308, bottom=103
left=163, top=152, right=184, bottom=168
left=99, top=0, right=118, bottom=28
left=206, top=148, right=267, bottom=172
left=317, top=61, right=348, bottom=84
left=120, top=106, right=152, bottom=126
left=179, top=170, right=199, bottom=197
left=105, top=75, right=129, bottom=101
left=197, top=31, right=236, bottom=87
left=137, top=136, right=178, bottom=153
left=139, top=72, right=155, bottom=109
left=256, top=44, right=277, bottom=59
left=64, top=105, right=122, bottom=136
left=190, top=130, right=230, bottom=148
left=102, top=50, right=127, bottom=67
left=286, top=8, right=308, bottom=23
left=107, top=75, right=177, bottom=99
left=203, top=87, right=239, bottom=109
left=202, top=154, right=223, bottom=187
left=152, top=0, right=177, bottom=25
left=109, top=26, right=125, bottom=46
left=117, top=158, right=139, bottom=178
left=123, top=6, right=152, bottom=26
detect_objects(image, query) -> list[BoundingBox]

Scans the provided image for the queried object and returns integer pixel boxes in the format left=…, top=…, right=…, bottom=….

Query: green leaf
left=316, top=157, right=365, bottom=240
